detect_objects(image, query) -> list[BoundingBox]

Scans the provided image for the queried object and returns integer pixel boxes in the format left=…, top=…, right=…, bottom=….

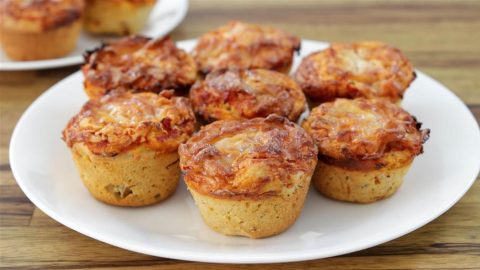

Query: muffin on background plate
left=83, top=0, right=156, bottom=35
left=302, top=98, right=429, bottom=203
left=294, top=41, right=415, bottom=104
left=62, top=90, right=196, bottom=207
left=82, top=35, right=197, bottom=99
left=190, top=69, right=307, bottom=122
left=179, top=115, right=318, bottom=238
left=0, top=0, right=84, bottom=60
left=193, top=21, right=301, bottom=74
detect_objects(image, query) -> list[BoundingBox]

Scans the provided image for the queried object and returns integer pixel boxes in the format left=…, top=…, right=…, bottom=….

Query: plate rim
left=9, top=39, right=480, bottom=264
left=0, top=0, right=189, bottom=71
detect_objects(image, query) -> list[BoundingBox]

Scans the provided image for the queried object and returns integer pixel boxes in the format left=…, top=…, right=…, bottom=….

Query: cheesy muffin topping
left=82, top=36, right=197, bottom=99
left=190, top=69, right=306, bottom=121
left=179, top=115, right=318, bottom=199
left=63, top=90, right=195, bottom=156
left=294, top=42, right=415, bottom=103
left=193, top=21, right=301, bottom=74
left=0, top=0, right=85, bottom=31
left=302, top=98, right=429, bottom=163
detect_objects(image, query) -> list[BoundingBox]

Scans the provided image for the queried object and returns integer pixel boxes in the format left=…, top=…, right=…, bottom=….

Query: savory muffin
left=179, top=115, right=318, bottom=238
left=0, top=0, right=84, bottom=60
left=82, top=35, right=197, bottom=99
left=63, top=90, right=196, bottom=206
left=190, top=69, right=307, bottom=122
left=83, top=0, right=155, bottom=35
left=193, top=21, right=301, bottom=74
left=302, top=98, right=429, bottom=203
left=294, top=42, right=415, bottom=103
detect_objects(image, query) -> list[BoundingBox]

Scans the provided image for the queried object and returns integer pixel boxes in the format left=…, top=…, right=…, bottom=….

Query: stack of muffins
left=60, top=20, right=429, bottom=239
left=0, top=0, right=158, bottom=60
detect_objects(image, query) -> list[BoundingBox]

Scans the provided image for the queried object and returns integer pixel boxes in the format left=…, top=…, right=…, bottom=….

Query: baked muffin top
left=179, top=115, right=318, bottom=199
left=189, top=69, right=306, bottom=121
left=192, top=21, right=300, bottom=74
left=63, top=90, right=195, bottom=156
left=302, top=98, right=429, bottom=162
left=82, top=36, right=197, bottom=99
left=0, top=0, right=85, bottom=31
left=294, top=41, right=415, bottom=103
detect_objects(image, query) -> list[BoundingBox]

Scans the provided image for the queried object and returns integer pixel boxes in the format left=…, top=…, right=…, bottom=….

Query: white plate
left=10, top=40, right=480, bottom=264
left=0, top=0, right=188, bottom=71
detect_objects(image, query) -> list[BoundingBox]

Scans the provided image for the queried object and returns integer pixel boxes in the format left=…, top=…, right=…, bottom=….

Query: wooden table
left=1, top=0, right=479, bottom=269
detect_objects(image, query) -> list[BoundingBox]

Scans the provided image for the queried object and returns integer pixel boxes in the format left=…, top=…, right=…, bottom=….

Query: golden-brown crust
left=82, top=36, right=197, bottom=99
left=63, top=90, right=196, bottom=156
left=192, top=21, right=301, bottom=74
left=0, top=19, right=81, bottom=60
left=70, top=144, right=180, bottom=207
left=179, top=114, right=318, bottom=200
left=188, top=180, right=309, bottom=238
left=0, top=0, right=85, bottom=32
left=294, top=42, right=415, bottom=103
left=189, top=69, right=306, bottom=121
left=312, top=158, right=411, bottom=203
left=302, top=98, right=429, bottom=166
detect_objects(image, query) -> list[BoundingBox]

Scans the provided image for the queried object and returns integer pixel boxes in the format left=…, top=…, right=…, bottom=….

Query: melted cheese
left=82, top=36, right=197, bottom=99
left=179, top=115, right=318, bottom=199
left=193, top=21, right=300, bottom=73
left=302, top=98, right=429, bottom=161
left=190, top=69, right=306, bottom=121
left=295, top=41, right=415, bottom=102
left=63, top=91, right=195, bottom=155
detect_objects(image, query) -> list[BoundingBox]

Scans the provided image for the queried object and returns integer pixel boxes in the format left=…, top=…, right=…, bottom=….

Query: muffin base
left=186, top=173, right=311, bottom=239
left=84, top=0, right=154, bottom=35
left=313, top=159, right=412, bottom=203
left=0, top=21, right=81, bottom=61
left=70, top=143, right=180, bottom=207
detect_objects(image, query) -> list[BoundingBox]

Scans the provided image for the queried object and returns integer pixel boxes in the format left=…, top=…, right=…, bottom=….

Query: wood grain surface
left=1, top=0, right=479, bottom=269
